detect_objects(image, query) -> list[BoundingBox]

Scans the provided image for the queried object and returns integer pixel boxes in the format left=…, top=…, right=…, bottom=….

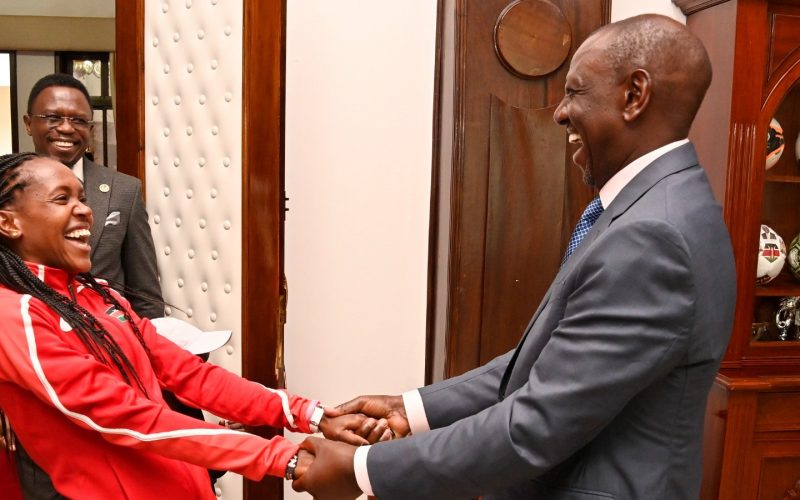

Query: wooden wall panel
left=241, top=1, right=285, bottom=499
left=481, top=98, right=566, bottom=362
left=114, top=0, right=144, bottom=182
left=428, top=0, right=609, bottom=381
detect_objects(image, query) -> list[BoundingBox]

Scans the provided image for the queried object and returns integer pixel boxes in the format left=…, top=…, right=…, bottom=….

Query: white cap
left=151, top=317, right=232, bottom=355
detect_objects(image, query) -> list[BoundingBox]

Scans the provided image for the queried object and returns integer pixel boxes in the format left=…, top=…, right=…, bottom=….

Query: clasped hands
left=292, top=395, right=409, bottom=499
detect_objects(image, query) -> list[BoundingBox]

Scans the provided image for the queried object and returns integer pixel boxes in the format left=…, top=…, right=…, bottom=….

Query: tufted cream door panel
left=144, top=0, right=244, bottom=498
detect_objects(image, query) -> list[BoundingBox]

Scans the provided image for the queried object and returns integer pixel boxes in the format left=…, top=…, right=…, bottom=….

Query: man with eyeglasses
left=23, top=73, right=164, bottom=319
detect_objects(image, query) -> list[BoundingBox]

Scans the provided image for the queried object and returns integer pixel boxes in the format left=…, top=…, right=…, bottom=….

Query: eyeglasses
left=29, top=114, right=92, bottom=130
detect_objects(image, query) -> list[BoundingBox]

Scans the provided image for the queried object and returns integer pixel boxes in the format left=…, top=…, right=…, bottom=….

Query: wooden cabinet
left=701, top=375, right=800, bottom=499
left=676, top=0, right=800, bottom=497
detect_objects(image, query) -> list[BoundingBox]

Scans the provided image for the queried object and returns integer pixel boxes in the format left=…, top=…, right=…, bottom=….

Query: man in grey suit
left=23, top=73, right=163, bottom=319
left=292, top=14, right=737, bottom=500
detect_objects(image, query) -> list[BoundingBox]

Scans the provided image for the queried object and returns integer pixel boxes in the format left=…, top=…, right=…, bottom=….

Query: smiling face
left=553, top=32, right=627, bottom=189
left=0, top=157, right=93, bottom=274
left=24, top=86, right=94, bottom=168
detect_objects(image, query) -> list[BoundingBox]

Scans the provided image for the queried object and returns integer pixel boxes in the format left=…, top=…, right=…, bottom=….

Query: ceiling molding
left=0, top=1, right=114, bottom=18
left=0, top=16, right=114, bottom=51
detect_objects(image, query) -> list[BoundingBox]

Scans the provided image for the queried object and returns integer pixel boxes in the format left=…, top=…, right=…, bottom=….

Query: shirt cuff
left=353, top=445, right=373, bottom=496
left=402, top=389, right=430, bottom=434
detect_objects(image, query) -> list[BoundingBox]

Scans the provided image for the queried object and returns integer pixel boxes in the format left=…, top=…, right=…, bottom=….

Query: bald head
left=593, top=14, right=712, bottom=134
left=554, top=14, right=714, bottom=187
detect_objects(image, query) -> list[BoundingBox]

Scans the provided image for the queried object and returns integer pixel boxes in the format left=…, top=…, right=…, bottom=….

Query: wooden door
left=427, top=0, right=609, bottom=381
left=114, top=1, right=286, bottom=499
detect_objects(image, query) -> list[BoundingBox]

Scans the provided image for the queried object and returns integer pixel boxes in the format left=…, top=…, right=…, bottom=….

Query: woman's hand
left=325, top=395, right=410, bottom=438
left=319, top=413, right=392, bottom=445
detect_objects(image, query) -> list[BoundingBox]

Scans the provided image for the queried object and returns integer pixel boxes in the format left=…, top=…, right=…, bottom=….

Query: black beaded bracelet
left=284, top=453, right=299, bottom=480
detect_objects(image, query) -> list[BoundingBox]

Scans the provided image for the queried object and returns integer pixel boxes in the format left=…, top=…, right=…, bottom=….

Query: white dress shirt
left=72, top=156, right=85, bottom=182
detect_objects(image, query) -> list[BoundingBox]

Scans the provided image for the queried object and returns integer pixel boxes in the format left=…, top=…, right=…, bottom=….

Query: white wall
left=283, top=0, right=437, bottom=497
left=15, top=52, right=55, bottom=153
left=611, top=0, right=685, bottom=22
left=0, top=54, right=11, bottom=154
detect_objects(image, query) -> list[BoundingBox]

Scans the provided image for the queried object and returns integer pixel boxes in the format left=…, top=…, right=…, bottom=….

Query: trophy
left=751, top=321, right=769, bottom=340
left=775, top=296, right=800, bottom=340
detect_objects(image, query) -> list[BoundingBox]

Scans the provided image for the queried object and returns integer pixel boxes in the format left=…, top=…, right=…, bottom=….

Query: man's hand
left=294, top=448, right=314, bottom=480
left=0, top=433, right=14, bottom=451
left=325, top=395, right=410, bottom=438
left=320, top=413, right=392, bottom=445
left=1, top=415, right=15, bottom=451
left=218, top=419, right=245, bottom=431
left=292, top=437, right=361, bottom=500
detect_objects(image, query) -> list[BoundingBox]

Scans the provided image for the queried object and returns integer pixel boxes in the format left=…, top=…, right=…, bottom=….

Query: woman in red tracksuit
left=0, top=152, right=377, bottom=499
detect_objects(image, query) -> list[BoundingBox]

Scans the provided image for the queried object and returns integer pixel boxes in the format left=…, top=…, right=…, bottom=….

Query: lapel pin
left=99, top=183, right=110, bottom=193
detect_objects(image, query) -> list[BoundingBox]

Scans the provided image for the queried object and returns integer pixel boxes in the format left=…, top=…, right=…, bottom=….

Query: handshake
left=290, top=394, right=409, bottom=499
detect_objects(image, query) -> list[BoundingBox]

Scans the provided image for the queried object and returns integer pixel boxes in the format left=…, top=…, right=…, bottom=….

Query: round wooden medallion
left=494, top=0, right=572, bottom=78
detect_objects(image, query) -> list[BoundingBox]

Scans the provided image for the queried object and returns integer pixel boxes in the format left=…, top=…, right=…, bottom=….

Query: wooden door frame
left=115, top=1, right=285, bottom=499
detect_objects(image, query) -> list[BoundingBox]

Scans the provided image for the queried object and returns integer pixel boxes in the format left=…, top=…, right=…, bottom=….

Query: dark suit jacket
left=367, top=143, right=736, bottom=499
left=83, top=158, right=164, bottom=319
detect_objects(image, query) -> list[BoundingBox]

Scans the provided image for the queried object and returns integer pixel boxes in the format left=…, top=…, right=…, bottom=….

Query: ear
left=622, top=68, right=652, bottom=122
left=0, top=210, right=22, bottom=240
left=22, top=115, right=33, bottom=136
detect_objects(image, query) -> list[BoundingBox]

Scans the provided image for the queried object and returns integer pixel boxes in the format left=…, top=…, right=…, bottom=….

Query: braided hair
left=0, top=152, right=153, bottom=405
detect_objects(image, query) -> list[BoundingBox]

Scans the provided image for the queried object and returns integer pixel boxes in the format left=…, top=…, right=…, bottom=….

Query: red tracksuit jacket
left=0, top=263, right=317, bottom=499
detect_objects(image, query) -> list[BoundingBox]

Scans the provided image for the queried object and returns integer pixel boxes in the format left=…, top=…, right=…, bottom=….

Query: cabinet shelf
left=765, top=173, right=800, bottom=183
left=755, top=273, right=800, bottom=296
left=751, top=339, right=800, bottom=346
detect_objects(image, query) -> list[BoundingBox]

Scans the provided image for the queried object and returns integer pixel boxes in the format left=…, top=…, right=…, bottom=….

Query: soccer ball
left=757, top=224, right=786, bottom=284
left=788, top=233, right=800, bottom=281
left=766, top=118, right=784, bottom=170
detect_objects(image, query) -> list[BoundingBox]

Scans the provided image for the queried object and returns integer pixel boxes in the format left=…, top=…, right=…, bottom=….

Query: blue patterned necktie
left=562, top=197, right=604, bottom=265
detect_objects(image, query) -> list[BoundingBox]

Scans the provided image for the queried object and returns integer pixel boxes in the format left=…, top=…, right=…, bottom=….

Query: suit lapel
left=562, top=143, right=699, bottom=269
left=498, top=143, right=701, bottom=397
left=607, top=143, right=698, bottom=220
left=83, top=159, right=113, bottom=258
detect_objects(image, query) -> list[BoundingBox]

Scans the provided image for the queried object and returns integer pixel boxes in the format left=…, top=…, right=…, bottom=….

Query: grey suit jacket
left=367, top=143, right=736, bottom=500
left=83, top=158, right=164, bottom=319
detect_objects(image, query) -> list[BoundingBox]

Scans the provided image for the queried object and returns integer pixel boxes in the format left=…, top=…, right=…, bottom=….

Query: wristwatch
left=309, top=404, right=324, bottom=433
left=284, top=453, right=298, bottom=480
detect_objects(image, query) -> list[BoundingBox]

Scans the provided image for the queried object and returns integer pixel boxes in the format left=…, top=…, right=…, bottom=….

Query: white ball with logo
left=766, top=118, right=785, bottom=170
left=757, top=224, right=786, bottom=285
